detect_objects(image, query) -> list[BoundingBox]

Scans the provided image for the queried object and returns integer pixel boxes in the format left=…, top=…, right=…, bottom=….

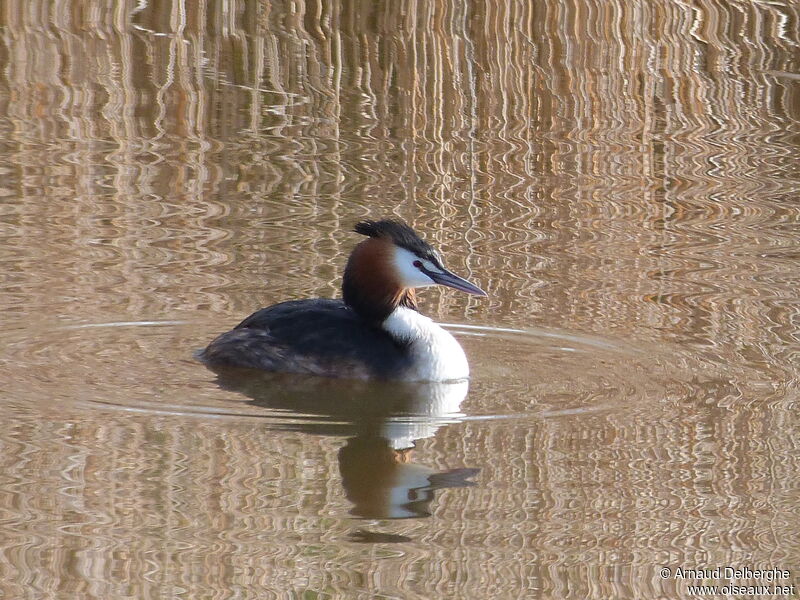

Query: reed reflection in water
left=0, top=0, right=798, bottom=598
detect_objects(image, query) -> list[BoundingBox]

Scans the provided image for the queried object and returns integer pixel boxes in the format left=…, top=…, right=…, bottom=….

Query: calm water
left=1, top=1, right=799, bottom=598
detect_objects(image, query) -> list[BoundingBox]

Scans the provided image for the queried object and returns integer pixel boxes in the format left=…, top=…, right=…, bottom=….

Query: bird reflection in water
left=208, top=366, right=480, bottom=527
left=339, top=434, right=478, bottom=520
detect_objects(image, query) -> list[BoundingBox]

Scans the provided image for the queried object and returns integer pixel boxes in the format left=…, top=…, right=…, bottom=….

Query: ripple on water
left=0, top=319, right=698, bottom=430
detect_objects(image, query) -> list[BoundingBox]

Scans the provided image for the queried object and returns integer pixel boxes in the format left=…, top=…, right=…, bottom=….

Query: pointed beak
left=428, top=268, right=487, bottom=296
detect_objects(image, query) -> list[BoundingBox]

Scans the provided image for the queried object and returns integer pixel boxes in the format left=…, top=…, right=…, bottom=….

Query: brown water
left=1, top=1, right=799, bottom=598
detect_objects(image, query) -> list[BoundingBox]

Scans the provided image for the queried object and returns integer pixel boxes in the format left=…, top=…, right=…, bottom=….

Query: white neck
left=382, top=306, right=470, bottom=381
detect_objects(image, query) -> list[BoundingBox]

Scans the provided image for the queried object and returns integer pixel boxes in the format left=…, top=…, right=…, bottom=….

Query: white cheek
left=392, top=247, right=437, bottom=288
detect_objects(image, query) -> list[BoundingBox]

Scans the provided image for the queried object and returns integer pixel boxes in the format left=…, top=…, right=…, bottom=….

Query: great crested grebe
left=200, top=219, right=486, bottom=381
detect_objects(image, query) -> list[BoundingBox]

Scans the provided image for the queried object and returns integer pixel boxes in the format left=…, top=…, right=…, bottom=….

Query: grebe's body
left=201, top=220, right=486, bottom=381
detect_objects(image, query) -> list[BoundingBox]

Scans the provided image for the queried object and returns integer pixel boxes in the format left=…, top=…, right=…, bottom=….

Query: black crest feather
left=354, top=219, right=437, bottom=259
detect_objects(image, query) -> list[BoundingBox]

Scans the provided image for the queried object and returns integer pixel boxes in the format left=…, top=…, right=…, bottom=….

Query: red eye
left=413, top=260, right=423, bottom=268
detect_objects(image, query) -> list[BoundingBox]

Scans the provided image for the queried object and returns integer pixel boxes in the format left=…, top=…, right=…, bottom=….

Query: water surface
left=1, top=1, right=798, bottom=598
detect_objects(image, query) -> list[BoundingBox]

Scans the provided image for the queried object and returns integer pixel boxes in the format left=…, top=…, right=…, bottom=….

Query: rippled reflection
left=210, top=369, right=479, bottom=520
left=1, top=0, right=798, bottom=598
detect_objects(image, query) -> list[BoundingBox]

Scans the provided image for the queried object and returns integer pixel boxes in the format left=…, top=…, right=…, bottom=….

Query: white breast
left=382, top=307, right=470, bottom=381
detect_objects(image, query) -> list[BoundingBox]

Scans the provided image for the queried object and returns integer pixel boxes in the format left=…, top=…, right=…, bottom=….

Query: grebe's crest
left=354, top=220, right=442, bottom=265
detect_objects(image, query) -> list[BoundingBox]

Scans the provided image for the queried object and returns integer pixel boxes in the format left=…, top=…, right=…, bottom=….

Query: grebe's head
left=343, top=219, right=486, bottom=322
